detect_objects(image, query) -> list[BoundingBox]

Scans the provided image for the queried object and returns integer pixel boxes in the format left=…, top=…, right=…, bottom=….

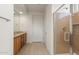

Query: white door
left=32, top=15, right=43, bottom=42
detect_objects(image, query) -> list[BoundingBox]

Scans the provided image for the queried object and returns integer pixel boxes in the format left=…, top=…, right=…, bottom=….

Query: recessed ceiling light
left=19, top=11, right=23, bottom=14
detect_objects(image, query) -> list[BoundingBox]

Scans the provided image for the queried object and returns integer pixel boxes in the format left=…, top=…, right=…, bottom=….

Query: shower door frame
left=53, top=4, right=73, bottom=55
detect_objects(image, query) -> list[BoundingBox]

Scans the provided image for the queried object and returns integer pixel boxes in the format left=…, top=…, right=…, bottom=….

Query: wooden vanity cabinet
left=14, top=37, right=18, bottom=54
left=14, top=33, right=26, bottom=55
left=17, top=37, right=21, bottom=51
left=24, top=33, right=26, bottom=44
left=21, top=34, right=24, bottom=47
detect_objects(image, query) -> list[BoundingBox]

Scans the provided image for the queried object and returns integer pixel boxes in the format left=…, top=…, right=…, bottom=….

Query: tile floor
left=17, top=42, right=49, bottom=55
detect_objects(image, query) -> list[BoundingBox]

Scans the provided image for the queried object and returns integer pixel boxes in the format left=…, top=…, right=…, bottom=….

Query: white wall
left=32, top=14, right=44, bottom=42
left=19, top=12, right=44, bottom=43
left=20, top=14, right=33, bottom=43
left=44, top=5, right=54, bottom=54
left=0, top=4, right=13, bottom=55
left=14, top=4, right=32, bottom=43
left=14, top=6, right=33, bottom=43
left=44, top=4, right=62, bottom=54
left=14, top=12, right=20, bottom=32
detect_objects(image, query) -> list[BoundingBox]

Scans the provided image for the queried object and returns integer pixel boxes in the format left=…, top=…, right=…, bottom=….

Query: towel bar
left=0, top=16, right=10, bottom=22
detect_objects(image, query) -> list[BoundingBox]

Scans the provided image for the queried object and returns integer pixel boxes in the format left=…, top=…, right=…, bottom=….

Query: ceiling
left=14, top=4, right=26, bottom=14
left=14, top=4, right=47, bottom=14
left=25, top=4, right=47, bottom=13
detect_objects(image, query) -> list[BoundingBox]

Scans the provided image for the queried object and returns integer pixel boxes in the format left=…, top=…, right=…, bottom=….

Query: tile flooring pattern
left=17, top=42, right=49, bottom=55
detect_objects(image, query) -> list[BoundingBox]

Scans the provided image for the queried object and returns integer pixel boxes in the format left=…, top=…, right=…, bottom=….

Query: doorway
left=32, top=15, right=43, bottom=42
left=14, top=4, right=49, bottom=55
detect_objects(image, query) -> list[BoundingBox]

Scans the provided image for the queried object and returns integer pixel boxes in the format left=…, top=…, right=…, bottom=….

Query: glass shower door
left=54, top=4, right=72, bottom=54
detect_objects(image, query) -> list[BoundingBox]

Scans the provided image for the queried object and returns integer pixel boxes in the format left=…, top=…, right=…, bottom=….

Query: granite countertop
left=14, top=32, right=26, bottom=38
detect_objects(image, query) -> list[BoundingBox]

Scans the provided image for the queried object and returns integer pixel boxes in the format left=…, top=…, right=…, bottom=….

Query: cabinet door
left=23, top=34, right=26, bottom=45
left=17, top=36, right=21, bottom=51
left=21, top=35, right=24, bottom=47
left=24, top=33, right=26, bottom=44
left=14, top=36, right=21, bottom=55
left=14, top=38, right=18, bottom=55
left=21, top=33, right=26, bottom=47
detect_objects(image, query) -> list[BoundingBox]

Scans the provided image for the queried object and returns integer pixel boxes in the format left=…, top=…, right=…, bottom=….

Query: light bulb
left=19, top=11, right=23, bottom=14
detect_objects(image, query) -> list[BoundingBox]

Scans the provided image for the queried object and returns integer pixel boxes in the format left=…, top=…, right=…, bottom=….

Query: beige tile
left=17, top=42, right=49, bottom=55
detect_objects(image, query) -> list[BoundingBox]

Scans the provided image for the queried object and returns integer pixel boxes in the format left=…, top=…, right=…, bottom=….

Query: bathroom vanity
left=14, top=32, right=27, bottom=55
